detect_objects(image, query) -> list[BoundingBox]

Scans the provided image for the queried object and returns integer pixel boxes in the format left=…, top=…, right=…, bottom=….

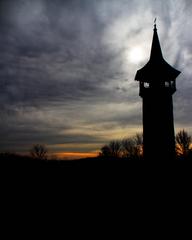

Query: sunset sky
left=0, top=0, right=192, bottom=159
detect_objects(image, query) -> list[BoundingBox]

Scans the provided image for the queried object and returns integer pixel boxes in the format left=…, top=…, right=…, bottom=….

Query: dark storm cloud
left=0, top=0, right=123, bottom=108
left=0, top=0, right=192, bottom=154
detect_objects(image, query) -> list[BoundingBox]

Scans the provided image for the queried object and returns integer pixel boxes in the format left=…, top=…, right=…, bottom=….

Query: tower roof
left=150, top=24, right=163, bottom=61
left=135, top=24, right=180, bottom=82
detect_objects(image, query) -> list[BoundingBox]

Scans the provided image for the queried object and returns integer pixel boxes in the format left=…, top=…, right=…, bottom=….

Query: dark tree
left=176, top=130, right=192, bottom=158
left=99, top=140, right=121, bottom=158
left=99, top=145, right=112, bottom=157
left=134, top=133, right=143, bottom=156
left=121, top=133, right=143, bottom=159
left=121, top=138, right=136, bottom=158
left=109, top=140, right=122, bottom=158
left=30, top=144, right=48, bottom=160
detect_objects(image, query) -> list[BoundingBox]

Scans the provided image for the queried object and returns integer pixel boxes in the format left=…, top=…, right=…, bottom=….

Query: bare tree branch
left=30, top=144, right=48, bottom=160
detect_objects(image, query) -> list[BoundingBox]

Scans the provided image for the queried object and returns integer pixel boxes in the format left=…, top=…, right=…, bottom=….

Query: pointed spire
left=150, top=19, right=163, bottom=61
left=135, top=21, right=181, bottom=83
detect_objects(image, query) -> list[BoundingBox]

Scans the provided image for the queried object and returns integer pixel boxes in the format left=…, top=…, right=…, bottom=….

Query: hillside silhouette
left=1, top=151, right=191, bottom=169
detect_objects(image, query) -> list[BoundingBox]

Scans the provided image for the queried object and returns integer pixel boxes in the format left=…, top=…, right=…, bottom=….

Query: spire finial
left=154, top=18, right=157, bottom=30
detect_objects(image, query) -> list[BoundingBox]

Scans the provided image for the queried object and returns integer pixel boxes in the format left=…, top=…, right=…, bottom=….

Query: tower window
left=144, top=82, right=150, bottom=88
left=165, top=82, right=170, bottom=87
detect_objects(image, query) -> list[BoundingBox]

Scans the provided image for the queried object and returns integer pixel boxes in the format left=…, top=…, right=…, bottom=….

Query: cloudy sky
left=0, top=0, right=192, bottom=159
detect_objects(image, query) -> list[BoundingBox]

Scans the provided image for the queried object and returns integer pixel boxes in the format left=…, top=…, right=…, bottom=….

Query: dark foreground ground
left=1, top=154, right=192, bottom=199
left=1, top=154, right=191, bottom=234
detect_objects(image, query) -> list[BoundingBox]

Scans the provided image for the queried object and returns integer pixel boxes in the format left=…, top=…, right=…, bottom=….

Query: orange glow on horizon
left=55, top=152, right=99, bottom=160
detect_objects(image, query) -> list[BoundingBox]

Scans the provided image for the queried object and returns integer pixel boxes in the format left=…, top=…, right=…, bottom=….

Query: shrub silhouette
left=99, top=140, right=121, bottom=158
left=99, top=145, right=112, bottom=157
left=176, top=130, right=192, bottom=158
left=30, top=144, right=48, bottom=160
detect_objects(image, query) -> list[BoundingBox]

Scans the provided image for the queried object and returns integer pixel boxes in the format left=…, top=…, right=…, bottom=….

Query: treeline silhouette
left=99, top=130, right=192, bottom=161
left=0, top=129, right=191, bottom=169
left=99, top=133, right=143, bottom=160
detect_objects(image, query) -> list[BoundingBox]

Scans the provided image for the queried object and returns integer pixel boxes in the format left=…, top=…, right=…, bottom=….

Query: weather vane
left=154, top=18, right=157, bottom=29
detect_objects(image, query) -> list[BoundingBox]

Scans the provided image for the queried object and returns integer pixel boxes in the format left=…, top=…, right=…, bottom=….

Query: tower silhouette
left=135, top=23, right=181, bottom=161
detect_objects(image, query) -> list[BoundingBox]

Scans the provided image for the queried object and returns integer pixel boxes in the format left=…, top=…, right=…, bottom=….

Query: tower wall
left=142, top=88, right=176, bottom=161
